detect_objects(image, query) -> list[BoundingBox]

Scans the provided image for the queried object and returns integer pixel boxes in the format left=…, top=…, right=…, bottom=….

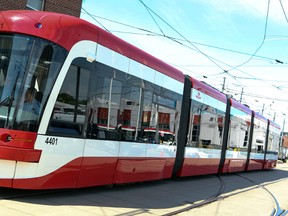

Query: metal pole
left=280, top=114, right=286, bottom=150
left=261, top=103, right=265, bottom=115
left=240, top=87, right=243, bottom=102
left=222, top=77, right=226, bottom=93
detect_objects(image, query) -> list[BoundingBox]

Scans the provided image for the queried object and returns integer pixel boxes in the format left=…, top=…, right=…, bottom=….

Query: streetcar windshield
left=0, top=34, right=67, bottom=131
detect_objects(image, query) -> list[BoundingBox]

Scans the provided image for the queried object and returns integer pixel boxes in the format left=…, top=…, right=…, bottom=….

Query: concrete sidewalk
left=0, top=163, right=288, bottom=215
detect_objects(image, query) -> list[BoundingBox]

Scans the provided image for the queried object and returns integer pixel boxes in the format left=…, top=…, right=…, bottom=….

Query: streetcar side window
left=47, top=49, right=183, bottom=141
left=86, top=59, right=182, bottom=144
left=266, top=124, right=280, bottom=159
left=251, top=118, right=267, bottom=154
left=226, top=108, right=251, bottom=158
left=187, top=89, right=226, bottom=151
left=47, top=59, right=90, bottom=136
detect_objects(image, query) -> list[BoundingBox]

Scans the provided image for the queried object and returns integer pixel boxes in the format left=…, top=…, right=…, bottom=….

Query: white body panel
left=184, top=147, right=221, bottom=159
left=250, top=152, right=265, bottom=160
left=266, top=154, right=278, bottom=160
left=15, top=135, right=85, bottom=178
left=0, top=160, right=16, bottom=178
left=84, top=140, right=120, bottom=157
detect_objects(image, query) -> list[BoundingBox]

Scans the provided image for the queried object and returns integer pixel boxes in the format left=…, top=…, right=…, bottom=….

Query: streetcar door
left=46, top=58, right=90, bottom=188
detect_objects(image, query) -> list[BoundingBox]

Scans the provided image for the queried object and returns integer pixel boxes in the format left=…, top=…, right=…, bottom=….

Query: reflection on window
left=47, top=56, right=182, bottom=143
left=227, top=108, right=251, bottom=153
left=271, top=130, right=279, bottom=151
left=48, top=62, right=90, bottom=136
left=187, top=98, right=226, bottom=150
left=267, top=125, right=280, bottom=156
left=251, top=118, right=267, bottom=153
left=26, top=0, right=44, bottom=10
left=86, top=61, right=181, bottom=144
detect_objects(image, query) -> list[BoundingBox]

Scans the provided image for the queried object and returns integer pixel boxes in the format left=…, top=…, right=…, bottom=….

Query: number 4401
left=45, top=137, right=58, bottom=145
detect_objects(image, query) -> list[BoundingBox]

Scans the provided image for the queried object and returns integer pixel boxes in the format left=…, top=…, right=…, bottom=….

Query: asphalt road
left=0, top=162, right=288, bottom=215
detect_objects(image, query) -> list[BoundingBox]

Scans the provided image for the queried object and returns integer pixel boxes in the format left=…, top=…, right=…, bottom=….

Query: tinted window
left=48, top=59, right=90, bottom=136
left=26, top=0, right=44, bottom=10
left=86, top=61, right=182, bottom=144
left=187, top=89, right=226, bottom=150
left=0, top=34, right=67, bottom=132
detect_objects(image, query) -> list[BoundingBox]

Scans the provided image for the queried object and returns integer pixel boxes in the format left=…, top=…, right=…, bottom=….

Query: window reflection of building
left=48, top=62, right=90, bottom=136
left=48, top=56, right=182, bottom=144
left=251, top=117, right=267, bottom=154
left=187, top=94, right=226, bottom=150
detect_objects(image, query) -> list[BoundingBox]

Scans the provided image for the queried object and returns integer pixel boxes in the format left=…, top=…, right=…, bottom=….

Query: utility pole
left=222, top=77, right=226, bottom=93
left=282, top=115, right=286, bottom=134
left=281, top=114, right=286, bottom=147
left=261, top=103, right=265, bottom=115
left=240, top=87, right=243, bottom=102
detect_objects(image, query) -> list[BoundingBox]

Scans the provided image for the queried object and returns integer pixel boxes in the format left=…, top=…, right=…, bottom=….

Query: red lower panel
left=0, top=179, right=12, bottom=188
left=77, top=157, right=118, bottom=188
left=13, top=158, right=83, bottom=189
left=246, top=159, right=264, bottom=171
left=263, top=160, right=277, bottom=169
left=177, top=158, right=220, bottom=177
left=10, top=157, right=174, bottom=189
left=113, top=158, right=173, bottom=184
left=162, top=158, right=175, bottom=179
left=0, top=145, right=41, bottom=162
left=222, top=159, right=246, bottom=173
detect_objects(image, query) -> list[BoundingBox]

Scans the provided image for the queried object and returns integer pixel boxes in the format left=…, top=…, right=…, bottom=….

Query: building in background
left=0, top=0, right=82, bottom=17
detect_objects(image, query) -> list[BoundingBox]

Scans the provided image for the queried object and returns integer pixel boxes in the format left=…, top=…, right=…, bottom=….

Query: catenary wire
left=80, top=4, right=288, bottom=106
left=80, top=11, right=288, bottom=86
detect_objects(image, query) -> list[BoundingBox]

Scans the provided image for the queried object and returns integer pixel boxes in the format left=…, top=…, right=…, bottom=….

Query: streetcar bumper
left=0, top=145, right=41, bottom=162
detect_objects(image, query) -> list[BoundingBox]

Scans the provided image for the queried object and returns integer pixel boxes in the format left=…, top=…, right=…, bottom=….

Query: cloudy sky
left=81, top=0, right=288, bottom=129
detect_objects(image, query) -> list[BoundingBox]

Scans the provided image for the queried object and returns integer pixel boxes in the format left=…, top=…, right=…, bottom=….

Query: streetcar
left=0, top=10, right=280, bottom=189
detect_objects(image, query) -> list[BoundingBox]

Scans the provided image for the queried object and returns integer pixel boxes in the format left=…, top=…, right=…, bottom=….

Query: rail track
left=162, top=172, right=288, bottom=216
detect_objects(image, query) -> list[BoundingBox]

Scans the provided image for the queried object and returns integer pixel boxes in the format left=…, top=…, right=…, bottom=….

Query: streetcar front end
left=0, top=11, right=68, bottom=188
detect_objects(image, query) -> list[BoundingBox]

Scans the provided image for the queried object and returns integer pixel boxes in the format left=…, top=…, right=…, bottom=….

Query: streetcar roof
left=0, top=10, right=184, bottom=83
left=269, top=120, right=281, bottom=130
left=190, top=77, right=227, bottom=103
left=230, top=98, right=252, bottom=115
left=254, top=111, right=268, bottom=123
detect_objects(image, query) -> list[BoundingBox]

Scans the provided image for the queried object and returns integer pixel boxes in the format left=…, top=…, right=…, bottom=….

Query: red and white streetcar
left=0, top=10, right=280, bottom=189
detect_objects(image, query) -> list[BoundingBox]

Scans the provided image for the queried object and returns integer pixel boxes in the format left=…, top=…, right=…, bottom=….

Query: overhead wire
left=83, top=3, right=287, bottom=99
left=81, top=2, right=288, bottom=105
left=137, top=0, right=286, bottom=95
left=86, top=21, right=288, bottom=90
left=137, top=0, right=228, bottom=72
left=140, top=0, right=288, bottom=97
left=225, top=0, right=271, bottom=71
left=137, top=0, right=274, bottom=76
left=140, top=1, right=166, bottom=36
left=84, top=15, right=288, bottom=90
left=137, top=0, right=258, bottom=96
left=279, top=0, right=288, bottom=23
left=81, top=7, right=111, bottom=32
left=81, top=12, right=288, bottom=64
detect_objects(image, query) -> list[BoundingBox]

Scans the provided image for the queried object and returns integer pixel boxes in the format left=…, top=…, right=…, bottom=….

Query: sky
left=80, top=0, right=288, bottom=130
